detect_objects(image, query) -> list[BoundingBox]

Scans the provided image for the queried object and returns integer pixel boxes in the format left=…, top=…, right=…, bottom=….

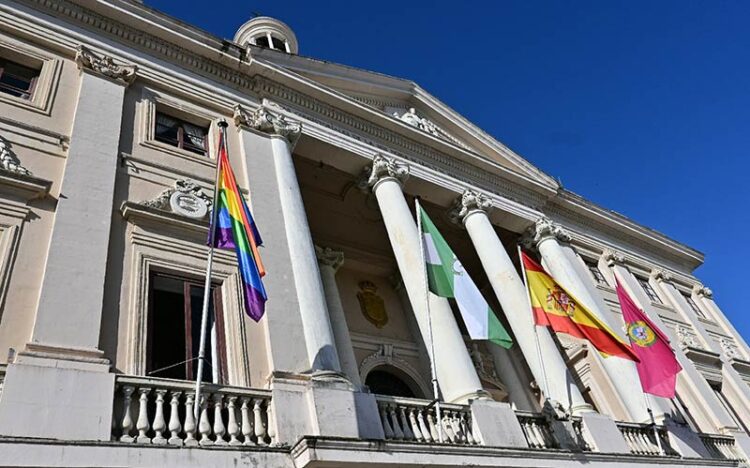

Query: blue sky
left=147, top=1, right=749, bottom=340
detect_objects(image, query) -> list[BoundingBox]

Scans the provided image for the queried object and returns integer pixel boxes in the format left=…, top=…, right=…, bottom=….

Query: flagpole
left=644, top=393, right=665, bottom=455
left=415, top=197, right=444, bottom=443
left=193, top=119, right=228, bottom=420
left=517, top=245, right=552, bottom=403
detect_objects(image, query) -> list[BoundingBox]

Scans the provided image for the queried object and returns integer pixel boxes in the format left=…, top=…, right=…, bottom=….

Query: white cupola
left=234, top=16, right=298, bottom=54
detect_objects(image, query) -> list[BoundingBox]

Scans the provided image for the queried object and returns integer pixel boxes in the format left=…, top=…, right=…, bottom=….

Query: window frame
left=637, top=276, right=663, bottom=304
left=0, top=58, right=40, bottom=100
left=0, top=36, right=61, bottom=114
left=154, top=111, right=209, bottom=156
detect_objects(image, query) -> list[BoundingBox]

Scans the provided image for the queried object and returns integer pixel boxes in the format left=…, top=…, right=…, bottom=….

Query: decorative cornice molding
left=719, top=337, right=740, bottom=361
left=693, top=284, right=713, bottom=299
left=448, top=189, right=491, bottom=225
left=315, top=245, right=344, bottom=271
left=234, top=104, right=302, bottom=146
left=676, top=325, right=701, bottom=350
left=602, top=249, right=625, bottom=268
left=356, top=154, right=409, bottom=192
left=0, top=135, right=32, bottom=177
left=522, top=217, right=571, bottom=249
left=650, top=269, right=673, bottom=283
left=75, top=45, right=136, bottom=85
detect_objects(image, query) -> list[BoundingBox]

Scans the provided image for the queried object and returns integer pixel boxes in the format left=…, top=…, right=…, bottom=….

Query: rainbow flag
left=212, top=133, right=267, bottom=321
left=521, top=251, right=638, bottom=361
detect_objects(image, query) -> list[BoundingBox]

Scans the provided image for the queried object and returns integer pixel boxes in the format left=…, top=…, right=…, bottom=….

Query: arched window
left=365, top=366, right=423, bottom=398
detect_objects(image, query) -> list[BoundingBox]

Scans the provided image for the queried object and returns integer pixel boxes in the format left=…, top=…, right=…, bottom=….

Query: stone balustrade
left=700, top=433, right=745, bottom=462
left=375, top=395, right=479, bottom=445
left=616, top=421, right=675, bottom=456
left=112, top=375, right=274, bottom=446
left=515, top=411, right=558, bottom=449
left=0, top=364, right=5, bottom=399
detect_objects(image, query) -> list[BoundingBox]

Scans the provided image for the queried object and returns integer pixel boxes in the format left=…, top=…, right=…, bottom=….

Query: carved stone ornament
left=75, top=45, right=137, bottom=85
left=315, top=245, right=344, bottom=271
left=523, top=217, right=572, bottom=249
left=720, top=337, right=740, bottom=360
left=448, top=189, right=492, bottom=225
left=0, top=136, right=32, bottom=176
left=356, top=280, right=388, bottom=329
left=676, top=325, right=701, bottom=350
left=142, top=179, right=211, bottom=219
left=357, top=154, right=409, bottom=191
left=392, top=108, right=465, bottom=148
left=602, top=249, right=625, bottom=268
left=650, top=269, right=674, bottom=283
left=234, top=104, right=302, bottom=147
left=466, top=342, right=506, bottom=392
left=693, top=284, right=714, bottom=299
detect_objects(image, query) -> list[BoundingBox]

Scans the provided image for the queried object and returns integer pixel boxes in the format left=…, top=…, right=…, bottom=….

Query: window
left=365, top=366, right=423, bottom=398
left=254, top=36, right=270, bottom=48
left=147, top=273, right=227, bottom=383
left=585, top=260, right=607, bottom=286
left=154, top=112, right=208, bottom=156
left=0, top=57, right=40, bottom=100
left=271, top=37, right=286, bottom=51
left=711, top=383, right=749, bottom=434
left=684, top=293, right=708, bottom=319
left=637, top=276, right=662, bottom=304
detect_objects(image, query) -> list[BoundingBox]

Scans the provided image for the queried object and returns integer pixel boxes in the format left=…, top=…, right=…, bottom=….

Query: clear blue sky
left=148, top=1, right=749, bottom=340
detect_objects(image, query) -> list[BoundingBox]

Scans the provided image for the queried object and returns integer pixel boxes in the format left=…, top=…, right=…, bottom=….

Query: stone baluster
left=390, top=406, right=404, bottom=439
left=227, top=396, right=241, bottom=446
left=241, top=397, right=254, bottom=445
left=167, top=391, right=182, bottom=446
left=380, top=406, right=394, bottom=439
left=417, top=409, right=432, bottom=442
left=119, top=386, right=135, bottom=442
left=183, top=393, right=198, bottom=446
left=266, top=400, right=276, bottom=446
left=212, top=394, right=227, bottom=445
left=253, top=398, right=268, bottom=445
left=198, top=397, right=212, bottom=446
left=450, top=412, right=465, bottom=443
left=151, top=389, right=167, bottom=444
left=427, top=412, right=439, bottom=441
left=462, top=413, right=475, bottom=445
left=136, top=388, right=151, bottom=444
left=442, top=413, right=456, bottom=443
left=399, top=406, right=414, bottom=440
left=409, top=408, right=423, bottom=441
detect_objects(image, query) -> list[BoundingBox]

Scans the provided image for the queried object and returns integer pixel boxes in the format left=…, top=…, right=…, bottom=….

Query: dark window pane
left=271, top=37, right=286, bottom=51
left=0, top=58, right=39, bottom=100
left=154, top=112, right=208, bottom=155
left=255, top=36, right=270, bottom=48
left=366, top=369, right=416, bottom=398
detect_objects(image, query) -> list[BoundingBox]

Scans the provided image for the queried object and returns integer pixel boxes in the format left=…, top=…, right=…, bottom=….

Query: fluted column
left=235, top=104, right=341, bottom=374
left=361, top=155, right=487, bottom=403
left=526, top=219, right=658, bottom=422
left=315, top=246, right=361, bottom=386
left=603, top=251, right=735, bottom=430
left=450, top=190, right=590, bottom=413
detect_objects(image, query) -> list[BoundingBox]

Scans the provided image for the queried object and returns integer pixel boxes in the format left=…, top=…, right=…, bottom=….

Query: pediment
left=252, top=49, right=558, bottom=191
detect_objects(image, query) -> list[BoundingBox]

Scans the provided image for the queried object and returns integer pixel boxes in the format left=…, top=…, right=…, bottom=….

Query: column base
left=571, top=402, right=596, bottom=416
left=448, top=389, right=493, bottom=404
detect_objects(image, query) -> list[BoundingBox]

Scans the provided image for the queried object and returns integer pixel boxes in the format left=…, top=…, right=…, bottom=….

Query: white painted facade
left=0, top=1, right=746, bottom=466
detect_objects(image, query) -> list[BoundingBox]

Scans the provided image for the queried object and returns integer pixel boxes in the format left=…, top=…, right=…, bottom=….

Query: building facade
left=0, top=1, right=748, bottom=467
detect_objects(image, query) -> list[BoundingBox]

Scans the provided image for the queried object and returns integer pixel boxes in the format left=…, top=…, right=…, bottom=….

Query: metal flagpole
left=415, top=197, right=444, bottom=443
left=193, top=119, right=228, bottom=420
left=517, top=245, right=552, bottom=402
left=645, top=393, right=665, bottom=455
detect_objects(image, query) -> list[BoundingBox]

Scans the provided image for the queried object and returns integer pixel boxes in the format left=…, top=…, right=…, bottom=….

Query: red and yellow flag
left=521, top=251, right=638, bottom=361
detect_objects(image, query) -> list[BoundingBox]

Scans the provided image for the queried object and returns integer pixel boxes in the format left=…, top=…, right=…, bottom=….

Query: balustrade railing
left=0, top=364, right=6, bottom=399
left=112, top=375, right=274, bottom=446
left=616, top=421, right=675, bottom=456
left=700, top=433, right=745, bottom=462
left=375, top=395, right=480, bottom=445
left=516, top=411, right=558, bottom=449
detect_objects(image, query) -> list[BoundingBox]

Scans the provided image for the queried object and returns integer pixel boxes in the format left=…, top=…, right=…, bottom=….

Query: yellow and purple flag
left=616, top=279, right=682, bottom=398
left=212, top=133, right=267, bottom=321
left=521, top=251, right=638, bottom=361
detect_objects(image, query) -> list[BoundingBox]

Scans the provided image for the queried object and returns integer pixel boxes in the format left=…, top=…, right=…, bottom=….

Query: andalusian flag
left=418, top=205, right=512, bottom=348
left=212, top=133, right=267, bottom=322
left=521, top=251, right=637, bottom=361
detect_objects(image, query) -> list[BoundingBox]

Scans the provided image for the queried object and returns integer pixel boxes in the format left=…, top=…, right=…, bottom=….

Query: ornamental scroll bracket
left=234, top=104, right=302, bottom=147
left=75, top=45, right=137, bottom=85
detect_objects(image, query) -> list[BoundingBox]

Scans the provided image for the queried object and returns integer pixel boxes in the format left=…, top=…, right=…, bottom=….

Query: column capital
left=315, top=245, right=344, bottom=272
left=602, top=249, right=625, bottom=267
left=75, top=45, right=137, bottom=86
left=650, top=269, right=673, bottom=283
left=448, top=189, right=492, bottom=225
left=692, top=283, right=713, bottom=299
left=357, top=154, right=409, bottom=191
left=522, top=217, right=571, bottom=248
left=234, top=104, right=302, bottom=147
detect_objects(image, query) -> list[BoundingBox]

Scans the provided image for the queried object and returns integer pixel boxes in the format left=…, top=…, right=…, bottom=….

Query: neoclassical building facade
left=0, top=1, right=747, bottom=467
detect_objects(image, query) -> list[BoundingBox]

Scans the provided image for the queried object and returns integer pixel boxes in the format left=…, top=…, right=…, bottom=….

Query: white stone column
left=361, top=155, right=486, bottom=403
left=26, top=46, right=136, bottom=360
left=603, top=251, right=737, bottom=432
left=452, top=191, right=590, bottom=413
left=526, top=219, right=659, bottom=422
left=315, top=246, right=361, bottom=386
left=235, top=105, right=341, bottom=374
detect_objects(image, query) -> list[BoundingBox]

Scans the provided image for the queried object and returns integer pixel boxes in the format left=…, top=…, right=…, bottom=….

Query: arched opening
left=365, top=365, right=424, bottom=398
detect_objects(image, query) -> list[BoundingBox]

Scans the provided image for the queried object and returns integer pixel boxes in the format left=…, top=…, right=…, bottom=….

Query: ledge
left=120, top=201, right=208, bottom=234
left=291, top=436, right=737, bottom=467
left=0, top=170, right=52, bottom=201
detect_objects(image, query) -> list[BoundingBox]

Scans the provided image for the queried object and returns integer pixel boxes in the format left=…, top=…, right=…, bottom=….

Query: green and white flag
left=418, top=205, right=513, bottom=349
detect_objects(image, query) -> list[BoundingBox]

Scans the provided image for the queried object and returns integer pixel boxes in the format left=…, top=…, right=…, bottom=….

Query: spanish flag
left=521, top=251, right=638, bottom=361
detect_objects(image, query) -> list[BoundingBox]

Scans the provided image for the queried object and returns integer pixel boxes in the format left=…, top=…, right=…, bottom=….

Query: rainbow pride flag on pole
left=212, top=133, right=267, bottom=321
